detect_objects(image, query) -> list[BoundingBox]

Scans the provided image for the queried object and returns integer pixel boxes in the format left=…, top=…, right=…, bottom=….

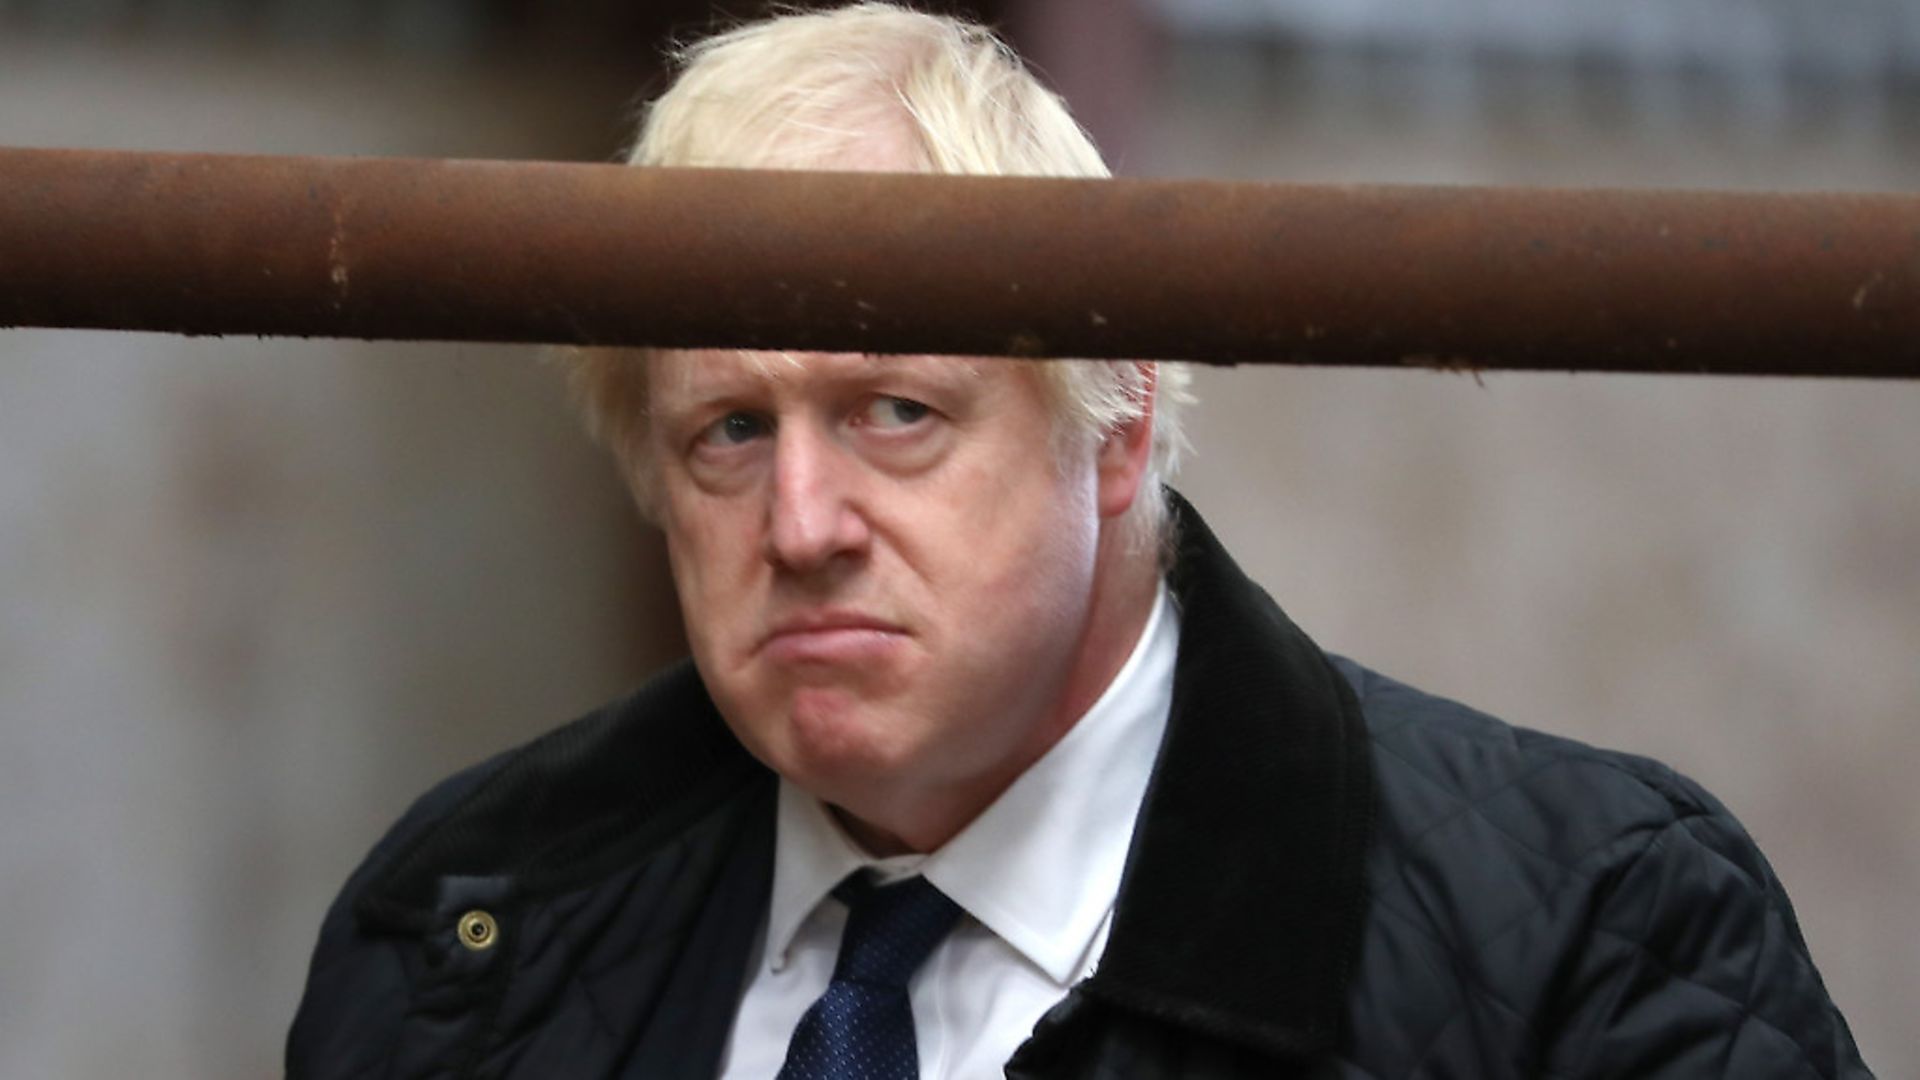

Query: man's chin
left=777, top=688, right=921, bottom=784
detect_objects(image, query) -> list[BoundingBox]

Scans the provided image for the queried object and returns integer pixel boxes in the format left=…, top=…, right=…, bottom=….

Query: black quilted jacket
left=288, top=498, right=1871, bottom=1078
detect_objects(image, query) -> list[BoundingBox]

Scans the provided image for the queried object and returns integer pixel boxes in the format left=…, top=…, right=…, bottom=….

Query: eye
left=696, top=410, right=771, bottom=447
left=858, top=396, right=932, bottom=430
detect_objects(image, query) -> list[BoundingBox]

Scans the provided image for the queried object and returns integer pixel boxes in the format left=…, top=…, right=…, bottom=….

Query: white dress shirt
left=717, top=582, right=1179, bottom=1079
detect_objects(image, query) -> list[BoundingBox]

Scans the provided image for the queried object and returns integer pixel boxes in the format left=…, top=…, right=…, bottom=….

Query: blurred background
left=1, top=0, right=1914, bottom=1075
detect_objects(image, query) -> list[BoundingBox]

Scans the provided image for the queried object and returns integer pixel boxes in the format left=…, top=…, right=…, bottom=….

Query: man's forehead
left=649, top=349, right=991, bottom=403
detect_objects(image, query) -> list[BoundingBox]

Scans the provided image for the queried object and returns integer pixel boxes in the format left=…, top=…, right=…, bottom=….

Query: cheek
left=662, top=498, right=755, bottom=636
left=1000, top=452, right=1099, bottom=551
left=939, top=466, right=1099, bottom=621
left=1017, top=519, right=1099, bottom=626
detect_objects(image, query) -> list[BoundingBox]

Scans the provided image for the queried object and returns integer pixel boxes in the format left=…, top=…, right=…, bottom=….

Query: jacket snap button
left=456, top=909, right=499, bottom=951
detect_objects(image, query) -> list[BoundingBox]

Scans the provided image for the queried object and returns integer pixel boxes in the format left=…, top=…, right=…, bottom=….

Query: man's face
left=646, top=350, right=1113, bottom=841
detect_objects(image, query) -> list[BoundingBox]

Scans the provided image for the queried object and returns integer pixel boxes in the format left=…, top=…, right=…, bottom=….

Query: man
left=288, top=4, right=1871, bottom=1077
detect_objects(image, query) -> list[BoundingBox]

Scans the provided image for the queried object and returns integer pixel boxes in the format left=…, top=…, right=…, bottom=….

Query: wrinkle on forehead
left=651, top=349, right=989, bottom=404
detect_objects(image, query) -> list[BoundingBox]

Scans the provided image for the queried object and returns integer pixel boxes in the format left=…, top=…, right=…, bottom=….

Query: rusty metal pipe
left=2, top=146, right=1917, bottom=376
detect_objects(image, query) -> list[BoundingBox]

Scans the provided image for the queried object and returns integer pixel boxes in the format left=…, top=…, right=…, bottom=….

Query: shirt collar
left=763, top=783, right=872, bottom=973
left=762, top=581, right=1178, bottom=985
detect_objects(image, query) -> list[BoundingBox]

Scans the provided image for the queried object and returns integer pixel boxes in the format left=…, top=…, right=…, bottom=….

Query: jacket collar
left=355, top=493, right=1374, bottom=1061
left=1079, top=492, right=1374, bottom=1060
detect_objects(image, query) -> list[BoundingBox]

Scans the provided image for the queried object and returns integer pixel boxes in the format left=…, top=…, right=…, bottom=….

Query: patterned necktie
left=776, top=874, right=964, bottom=1080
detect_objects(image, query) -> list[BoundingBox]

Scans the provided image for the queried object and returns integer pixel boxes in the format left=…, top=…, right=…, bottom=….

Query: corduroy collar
left=1080, top=491, right=1373, bottom=1059
left=355, top=493, right=1373, bottom=1060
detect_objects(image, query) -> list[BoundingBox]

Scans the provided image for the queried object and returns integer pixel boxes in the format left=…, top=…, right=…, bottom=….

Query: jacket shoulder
left=286, top=660, right=762, bottom=1077
left=283, top=731, right=517, bottom=1076
left=1334, top=656, right=1721, bottom=855
left=1328, top=657, right=1870, bottom=1079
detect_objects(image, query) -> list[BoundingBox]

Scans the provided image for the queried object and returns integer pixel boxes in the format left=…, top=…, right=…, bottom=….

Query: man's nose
left=764, top=423, right=871, bottom=573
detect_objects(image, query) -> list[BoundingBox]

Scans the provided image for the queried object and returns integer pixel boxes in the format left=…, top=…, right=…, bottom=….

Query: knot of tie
left=830, top=874, right=964, bottom=988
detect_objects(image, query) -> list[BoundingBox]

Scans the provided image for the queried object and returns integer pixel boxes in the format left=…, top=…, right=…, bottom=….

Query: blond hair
left=568, top=2, right=1192, bottom=549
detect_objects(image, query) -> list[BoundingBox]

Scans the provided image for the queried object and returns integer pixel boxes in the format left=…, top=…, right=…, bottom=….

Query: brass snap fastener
left=457, top=909, right=499, bottom=952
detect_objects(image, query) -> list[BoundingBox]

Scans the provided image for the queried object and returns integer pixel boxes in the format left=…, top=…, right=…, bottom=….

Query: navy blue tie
left=776, top=874, right=963, bottom=1080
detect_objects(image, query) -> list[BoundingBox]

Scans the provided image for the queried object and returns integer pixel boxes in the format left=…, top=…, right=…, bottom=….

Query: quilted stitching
left=1334, top=667, right=1866, bottom=1080
left=1586, top=926, right=1830, bottom=1078
left=1581, top=814, right=1844, bottom=1079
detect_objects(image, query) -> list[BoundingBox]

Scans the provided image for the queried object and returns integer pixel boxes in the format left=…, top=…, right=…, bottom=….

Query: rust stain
left=326, top=198, right=350, bottom=305
left=1400, top=352, right=1488, bottom=384
left=1007, top=331, right=1047, bottom=357
left=1852, top=272, right=1885, bottom=311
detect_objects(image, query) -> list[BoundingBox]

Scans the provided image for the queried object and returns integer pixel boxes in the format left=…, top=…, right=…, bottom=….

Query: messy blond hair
left=567, top=2, right=1192, bottom=549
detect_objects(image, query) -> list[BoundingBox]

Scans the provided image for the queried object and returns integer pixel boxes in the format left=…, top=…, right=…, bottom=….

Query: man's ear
left=1096, top=363, right=1156, bottom=521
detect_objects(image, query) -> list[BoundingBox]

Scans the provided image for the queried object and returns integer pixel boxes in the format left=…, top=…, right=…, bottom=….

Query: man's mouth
left=759, top=610, right=909, bottom=664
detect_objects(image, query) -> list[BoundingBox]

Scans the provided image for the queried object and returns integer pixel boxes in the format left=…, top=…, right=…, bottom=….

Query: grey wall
left=0, top=38, right=676, bottom=1077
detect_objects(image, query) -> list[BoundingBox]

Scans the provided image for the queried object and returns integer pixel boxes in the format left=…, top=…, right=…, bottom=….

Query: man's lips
left=758, top=612, right=909, bottom=664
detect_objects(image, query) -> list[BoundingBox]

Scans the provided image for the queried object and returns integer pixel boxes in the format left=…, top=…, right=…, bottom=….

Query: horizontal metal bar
left=2, top=146, right=1917, bottom=376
